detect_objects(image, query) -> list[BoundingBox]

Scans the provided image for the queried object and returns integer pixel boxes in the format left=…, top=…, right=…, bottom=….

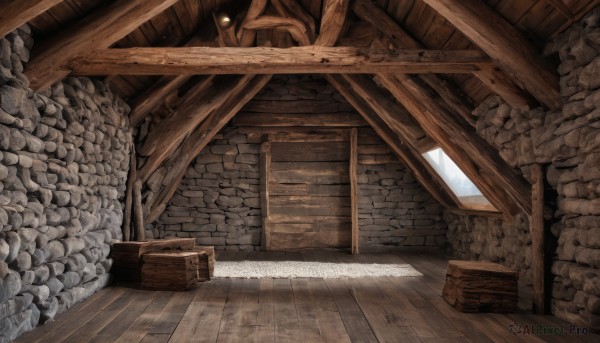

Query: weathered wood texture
left=24, top=0, right=179, bottom=90
left=0, top=0, right=64, bottom=37
left=111, top=238, right=196, bottom=282
left=315, top=0, right=350, bottom=46
left=420, top=0, right=561, bottom=110
left=16, top=251, right=598, bottom=343
left=326, top=74, right=458, bottom=208
left=530, top=164, right=547, bottom=314
left=442, top=260, right=518, bottom=313
left=143, top=75, right=272, bottom=223
left=141, top=252, right=199, bottom=291
left=350, top=128, right=359, bottom=255
left=377, top=74, right=531, bottom=217
left=263, top=138, right=352, bottom=252
left=70, top=47, right=492, bottom=75
left=351, top=0, right=533, bottom=109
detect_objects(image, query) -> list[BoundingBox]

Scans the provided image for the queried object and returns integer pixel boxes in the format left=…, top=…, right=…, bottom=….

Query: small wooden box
left=442, top=260, right=518, bottom=313
left=141, top=251, right=199, bottom=291
left=112, top=238, right=196, bottom=282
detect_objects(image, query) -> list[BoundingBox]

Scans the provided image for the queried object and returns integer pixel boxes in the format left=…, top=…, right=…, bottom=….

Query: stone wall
left=155, top=126, right=261, bottom=251
left=358, top=163, right=446, bottom=251
left=0, top=26, right=132, bottom=342
left=156, top=75, right=446, bottom=251
left=445, top=8, right=600, bottom=330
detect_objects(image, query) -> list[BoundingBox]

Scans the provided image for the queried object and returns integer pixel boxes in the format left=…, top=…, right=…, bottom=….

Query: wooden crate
left=442, top=260, right=518, bottom=313
left=112, top=238, right=196, bottom=282
left=193, top=246, right=215, bottom=278
left=141, top=251, right=199, bottom=291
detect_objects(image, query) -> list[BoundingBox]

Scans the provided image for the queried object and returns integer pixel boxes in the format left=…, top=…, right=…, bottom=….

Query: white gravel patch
left=214, top=261, right=423, bottom=279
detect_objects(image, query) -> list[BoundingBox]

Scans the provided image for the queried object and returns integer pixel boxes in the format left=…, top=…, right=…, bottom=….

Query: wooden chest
left=442, top=260, right=518, bottom=313
left=111, top=238, right=196, bottom=282
left=141, top=251, right=199, bottom=291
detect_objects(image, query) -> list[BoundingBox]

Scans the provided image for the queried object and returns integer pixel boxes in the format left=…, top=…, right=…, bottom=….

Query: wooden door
left=261, top=139, right=353, bottom=251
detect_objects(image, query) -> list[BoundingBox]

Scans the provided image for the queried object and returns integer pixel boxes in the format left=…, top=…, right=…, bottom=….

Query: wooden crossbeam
left=327, top=75, right=458, bottom=208
left=420, top=0, right=561, bottom=110
left=377, top=74, right=532, bottom=216
left=24, top=0, right=179, bottom=90
left=352, top=0, right=533, bottom=110
left=70, top=47, right=492, bottom=75
left=0, top=0, right=64, bottom=37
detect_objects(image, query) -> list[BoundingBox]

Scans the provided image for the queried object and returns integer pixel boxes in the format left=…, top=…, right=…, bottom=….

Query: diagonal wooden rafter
left=137, top=75, right=257, bottom=182
left=326, top=74, right=458, bottom=208
left=128, top=31, right=219, bottom=127
left=71, top=46, right=492, bottom=75
left=337, top=74, right=435, bottom=152
left=0, top=0, right=64, bottom=37
left=145, top=75, right=273, bottom=223
left=352, top=0, right=534, bottom=111
left=138, top=0, right=290, bottom=225
left=419, top=0, right=561, bottom=110
left=377, top=74, right=532, bottom=217
left=24, top=0, right=179, bottom=90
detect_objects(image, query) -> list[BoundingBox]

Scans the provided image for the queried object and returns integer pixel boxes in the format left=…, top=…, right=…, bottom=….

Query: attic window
left=423, top=147, right=497, bottom=212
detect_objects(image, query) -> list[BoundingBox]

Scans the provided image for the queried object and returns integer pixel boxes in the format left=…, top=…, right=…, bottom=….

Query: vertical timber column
left=260, top=142, right=271, bottom=251
left=530, top=164, right=546, bottom=314
left=350, top=128, right=359, bottom=254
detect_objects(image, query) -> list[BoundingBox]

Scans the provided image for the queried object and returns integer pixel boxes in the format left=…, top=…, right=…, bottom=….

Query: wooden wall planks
left=263, top=138, right=353, bottom=252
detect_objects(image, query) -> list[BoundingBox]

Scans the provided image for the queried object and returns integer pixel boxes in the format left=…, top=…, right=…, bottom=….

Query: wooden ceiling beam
left=326, top=74, right=458, bottom=208
left=352, top=0, right=533, bottom=110
left=145, top=75, right=273, bottom=223
left=0, top=0, right=64, bottom=37
left=420, top=0, right=561, bottom=110
left=24, top=0, right=179, bottom=90
left=315, top=0, right=350, bottom=46
left=377, top=74, right=532, bottom=217
left=71, top=46, right=492, bottom=75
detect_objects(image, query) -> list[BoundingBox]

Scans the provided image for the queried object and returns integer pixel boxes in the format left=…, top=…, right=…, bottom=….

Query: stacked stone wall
left=444, top=8, right=600, bottom=330
left=0, top=26, right=131, bottom=342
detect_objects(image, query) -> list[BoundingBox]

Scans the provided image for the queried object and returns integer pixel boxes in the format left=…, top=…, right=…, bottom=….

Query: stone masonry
left=0, top=25, right=132, bottom=342
left=445, top=8, right=600, bottom=330
left=358, top=163, right=446, bottom=251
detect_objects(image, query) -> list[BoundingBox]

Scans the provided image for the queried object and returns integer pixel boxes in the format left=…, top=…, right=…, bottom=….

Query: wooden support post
left=122, top=139, right=136, bottom=241
left=530, top=163, right=546, bottom=314
left=350, top=128, right=359, bottom=255
left=133, top=180, right=145, bottom=242
left=260, top=142, right=271, bottom=251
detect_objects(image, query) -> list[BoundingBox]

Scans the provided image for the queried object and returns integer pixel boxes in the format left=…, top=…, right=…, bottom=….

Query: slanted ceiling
left=3, top=0, right=598, bottom=225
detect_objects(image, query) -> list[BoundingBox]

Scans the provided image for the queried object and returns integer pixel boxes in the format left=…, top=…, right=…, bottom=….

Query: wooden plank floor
left=15, top=251, right=599, bottom=343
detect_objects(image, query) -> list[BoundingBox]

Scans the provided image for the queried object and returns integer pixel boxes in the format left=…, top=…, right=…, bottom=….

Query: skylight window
left=423, top=147, right=497, bottom=212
